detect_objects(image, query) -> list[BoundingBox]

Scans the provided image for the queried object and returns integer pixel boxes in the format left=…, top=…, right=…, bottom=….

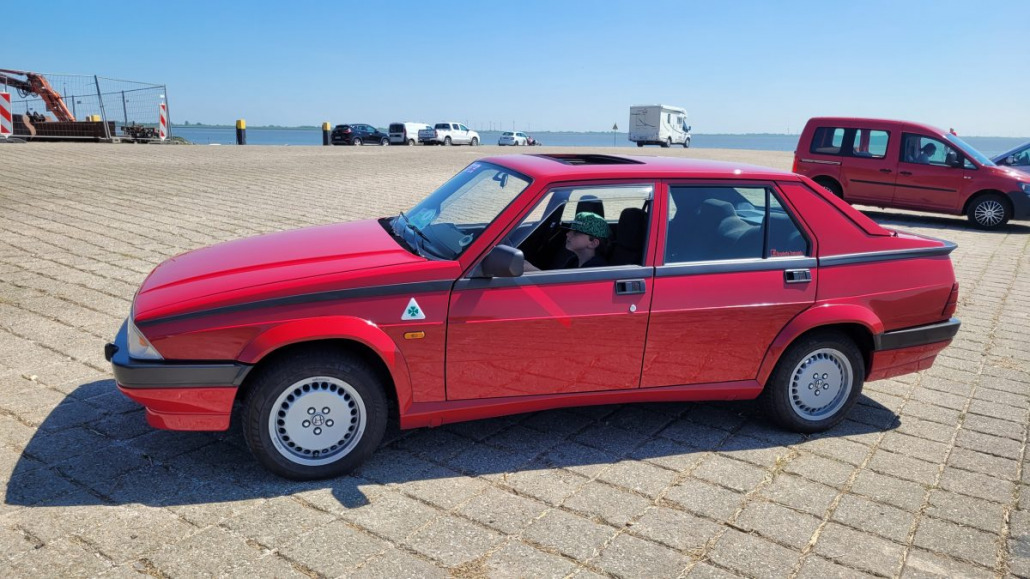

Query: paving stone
left=967, top=399, right=1027, bottom=424
left=485, top=425, right=563, bottom=455
left=629, top=436, right=706, bottom=473
left=504, top=462, right=588, bottom=506
left=664, top=478, right=744, bottom=521
left=522, top=509, right=616, bottom=561
left=521, top=408, right=596, bottom=436
left=483, top=540, right=579, bottom=578
left=867, top=448, right=940, bottom=486
left=947, top=446, right=1019, bottom=480
left=7, top=536, right=115, bottom=577
left=797, top=554, right=878, bottom=578
left=596, top=458, right=680, bottom=498
left=911, top=385, right=968, bottom=410
left=405, top=515, right=503, bottom=567
left=735, top=499, right=821, bottom=548
left=813, top=522, right=905, bottom=577
left=602, top=405, right=676, bottom=435
left=962, top=413, right=1025, bottom=441
left=685, top=562, right=741, bottom=578
left=73, top=504, right=196, bottom=565
left=562, top=480, right=651, bottom=526
left=572, top=423, right=651, bottom=456
left=339, top=492, right=441, bottom=542
left=658, top=419, right=731, bottom=450
left=395, top=428, right=475, bottom=461
left=939, top=467, right=1015, bottom=504
left=707, top=527, right=800, bottom=578
left=277, top=520, right=389, bottom=577
left=350, top=547, right=448, bottom=578
left=926, top=490, right=1006, bottom=534
left=803, top=436, right=873, bottom=466
left=760, top=473, right=839, bottom=517
left=456, top=486, right=549, bottom=534
left=901, top=548, right=994, bottom=578
left=913, top=516, right=998, bottom=568
left=902, top=400, right=962, bottom=425
left=692, top=454, right=769, bottom=493
left=398, top=465, right=490, bottom=510
left=955, top=429, right=1023, bottom=460
left=594, top=532, right=691, bottom=578
left=850, top=470, right=930, bottom=511
left=832, top=493, right=916, bottom=542
left=879, top=432, right=951, bottom=464
left=895, top=416, right=957, bottom=444
left=543, top=441, right=619, bottom=478
left=783, top=452, right=856, bottom=488
left=630, top=506, right=722, bottom=552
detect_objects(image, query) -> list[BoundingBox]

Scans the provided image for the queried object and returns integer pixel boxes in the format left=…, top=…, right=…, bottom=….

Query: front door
left=645, top=183, right=816, bottom=387
left=893, top=133, right=966, bottom=211
left=445, top=182, right=656, bottom=400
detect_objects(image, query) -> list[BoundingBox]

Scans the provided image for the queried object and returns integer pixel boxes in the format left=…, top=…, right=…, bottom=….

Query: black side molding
left=874, top=317, right=961, bottom=351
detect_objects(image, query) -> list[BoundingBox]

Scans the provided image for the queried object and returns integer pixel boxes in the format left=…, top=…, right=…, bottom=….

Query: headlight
left=1021, top=183, right=1030, bottom=195
left=127, top=307, right=163, bottom=360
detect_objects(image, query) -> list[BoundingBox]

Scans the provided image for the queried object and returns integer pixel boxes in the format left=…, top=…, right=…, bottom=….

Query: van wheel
left=662, top=137, right=671, bottom=148
left=407, top=139, right=415, bottom=146
left=816, top=179, right=844, bottom=199
left=636, top=142, right=644, bottom=147
left=967, top=194, right=1011, bottom=229
left=242, top=350, right=388, bottom=480
left=761, top=331, right=864, bottom=433
left=683, top=138, right=691, bottom=149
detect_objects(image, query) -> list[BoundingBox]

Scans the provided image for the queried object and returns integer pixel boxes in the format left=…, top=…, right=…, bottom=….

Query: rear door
left=643, top=182, right=816, bottom=387
left=840, top=128, right=896, bottom=204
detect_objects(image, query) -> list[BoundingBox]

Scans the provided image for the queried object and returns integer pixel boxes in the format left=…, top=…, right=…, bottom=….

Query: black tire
left=407, top=139, right=415, bottom=146
left=760, top=330, right=864, bottom=433
left=242, top=350, right=388, bottom=480
left=380, top=137, right=389, bottom=146
left=352, top=137, right=362, bottom=146
left=636, top=142, right=644, bottom=148
left=966, top=193, right=1011, bottom=230
left=816, top=178, right=844, bottom=199
left=683, top=138, right=691, bottom=149
left=444, top=136, right=452, bottom=146
left=470, top=137, right=479, bottom=146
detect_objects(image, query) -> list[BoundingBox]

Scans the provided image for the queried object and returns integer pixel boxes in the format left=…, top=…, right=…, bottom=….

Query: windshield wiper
left=399, top=211, right=432, bottom=246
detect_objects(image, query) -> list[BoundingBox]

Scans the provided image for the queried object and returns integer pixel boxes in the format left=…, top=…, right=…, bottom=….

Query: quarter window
left=810, top=127, right=845, bottom=155
left=665, top=186, right=809, bottom=263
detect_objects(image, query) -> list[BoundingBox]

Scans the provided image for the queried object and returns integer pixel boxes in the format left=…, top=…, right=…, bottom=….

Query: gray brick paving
left=1, top=143, right=1028, bottom=577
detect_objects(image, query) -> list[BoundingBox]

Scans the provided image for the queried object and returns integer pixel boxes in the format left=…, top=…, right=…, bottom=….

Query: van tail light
left=791, top=153, right=799, bottom=173
left=942, top=282, right=959, bottom=318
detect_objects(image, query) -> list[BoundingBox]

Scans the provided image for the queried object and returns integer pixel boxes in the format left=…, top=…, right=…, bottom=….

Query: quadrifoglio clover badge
left=402, top=298, right=426, bottom=320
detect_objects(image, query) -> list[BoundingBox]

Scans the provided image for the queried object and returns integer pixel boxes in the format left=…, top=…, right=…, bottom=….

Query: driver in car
left=524, top=212, right=610, bottom=271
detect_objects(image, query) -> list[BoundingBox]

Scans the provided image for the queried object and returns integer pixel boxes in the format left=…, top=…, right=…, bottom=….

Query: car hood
left=985, top=165, right=1030, bottom=180
left=134, top=219, right=424, bottom=321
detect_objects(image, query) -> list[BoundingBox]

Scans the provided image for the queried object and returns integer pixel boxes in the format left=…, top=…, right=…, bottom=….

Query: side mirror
left=945, top=151, right=962, bottom=168
left=478, top=245, right=524, bottom=278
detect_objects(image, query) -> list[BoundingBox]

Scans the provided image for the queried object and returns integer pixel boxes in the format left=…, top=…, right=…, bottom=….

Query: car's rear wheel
left=967, top=193, right=1011, bottom=229
left=471, top=137, right=479, bottom=146
left=637, top=142, right=644, bottom=147
left=352, top=138, right=362, bottom=146
left=444, top=137, right=452, bottom=146
left=407, top=139, right=415, bottom=146
left=380, top=137, right=389, bottom=146
left=815, top=178, right=844, bottom=199
left=761, top=331, right=864, bottom=433
left=242, top=350, right=388, bottom=480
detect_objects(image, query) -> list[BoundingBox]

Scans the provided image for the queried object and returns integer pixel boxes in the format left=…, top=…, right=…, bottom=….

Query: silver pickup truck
left=418, top=122, right=480, bottom=146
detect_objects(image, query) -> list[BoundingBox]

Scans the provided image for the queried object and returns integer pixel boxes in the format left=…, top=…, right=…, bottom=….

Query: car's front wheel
left=761, top=331, right=864, bottom=433
left=242, top=350, right=388, bottom=480
left=407, top=139, right=415, bottom=146
left=683, top=137, right=691, bottom=148
left=966, top=193, right=1011, bottom=229
left=470, top=137, right=479, bottom=146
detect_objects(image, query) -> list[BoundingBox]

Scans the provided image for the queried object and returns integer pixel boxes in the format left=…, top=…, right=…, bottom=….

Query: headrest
left=617, top=208, right=648, bottom=249
left=576, top=197, right=604, bottom=218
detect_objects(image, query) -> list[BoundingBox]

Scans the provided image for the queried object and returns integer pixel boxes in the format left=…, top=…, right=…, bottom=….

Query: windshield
left=391, top=162, right=531, bottom=260
left=944, top=133, right=995, bottom=167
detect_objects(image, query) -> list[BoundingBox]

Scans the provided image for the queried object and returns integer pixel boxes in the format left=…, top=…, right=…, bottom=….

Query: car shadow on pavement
left=859, top=208, right=1030, bottom=234
left=5, top=379, right=898, bottom=510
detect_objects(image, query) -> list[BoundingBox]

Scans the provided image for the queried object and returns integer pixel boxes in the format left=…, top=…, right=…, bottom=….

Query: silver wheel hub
left=975, top=201, right=1004, bottom=226
left=789, top=348, right=852, bottom=420
left=269, top=376, right=366, bottom=466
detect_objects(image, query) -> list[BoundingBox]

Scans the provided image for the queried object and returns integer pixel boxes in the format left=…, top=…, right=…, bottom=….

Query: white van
left=628, top=105, right=691, bottom=148
left=389, top=122, right=431, bottom=145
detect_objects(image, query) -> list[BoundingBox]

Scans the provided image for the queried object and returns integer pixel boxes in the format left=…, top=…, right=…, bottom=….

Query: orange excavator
left=0, top=68, right=75, bottom=121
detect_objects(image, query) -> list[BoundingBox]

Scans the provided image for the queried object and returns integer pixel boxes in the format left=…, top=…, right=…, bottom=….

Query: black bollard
left=236, top=119, right=246, bottom=145
left=323, top=122, right=330, bottom=146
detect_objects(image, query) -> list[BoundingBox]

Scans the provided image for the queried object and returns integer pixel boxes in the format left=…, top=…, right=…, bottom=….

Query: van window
left=810, top=127, right=845, bottom=155
left=851, top=129, right=889, bottom=158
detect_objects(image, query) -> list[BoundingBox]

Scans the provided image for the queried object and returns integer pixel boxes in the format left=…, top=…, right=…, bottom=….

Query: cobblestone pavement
left=1, top=143, right=1028, bottom=578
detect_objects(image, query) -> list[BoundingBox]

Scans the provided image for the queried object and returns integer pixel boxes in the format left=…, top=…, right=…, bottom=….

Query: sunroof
left=533, top=154, right=644, bottom=165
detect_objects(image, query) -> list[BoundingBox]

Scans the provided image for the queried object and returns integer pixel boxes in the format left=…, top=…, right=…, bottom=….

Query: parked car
left=794, top=117, right=1030, bottom=229
left=629, top=104, right=691, bottom=148
left=389, top=122, right=431, bottom=146
left=331, top=124, right=389, bottom=146
left=418, top=122, right=479, bottom=146
left=499, top=131, right=529, bottom=146
left=992, top=141, right=1030, bottom=175
left=107, top=153, right=960, bottom=480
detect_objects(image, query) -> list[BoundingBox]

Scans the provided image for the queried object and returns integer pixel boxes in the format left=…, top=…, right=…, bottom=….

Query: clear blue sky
left=7, top=1, right=1028, bottom=136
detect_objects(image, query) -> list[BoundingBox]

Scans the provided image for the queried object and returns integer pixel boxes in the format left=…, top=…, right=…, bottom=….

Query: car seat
left=609, top=208, right=647, bottom=265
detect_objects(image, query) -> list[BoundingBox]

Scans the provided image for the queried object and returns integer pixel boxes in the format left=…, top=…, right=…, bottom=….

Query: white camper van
left=629, top=105, right=691, bottom=148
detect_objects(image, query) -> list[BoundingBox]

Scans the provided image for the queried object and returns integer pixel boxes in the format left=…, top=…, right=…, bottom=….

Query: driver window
left=902, top=134, right=957, bottom=166
left=506, top=184, right=653, bottom=271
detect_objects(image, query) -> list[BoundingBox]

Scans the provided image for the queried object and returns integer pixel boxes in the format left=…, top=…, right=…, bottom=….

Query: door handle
left=784, top=269, right=812, bottom=284
left=879, top=168, right=893, bottom=173
left=615, top=279, right=646, bottom=295
left=899, top=170, right=912, bottom=176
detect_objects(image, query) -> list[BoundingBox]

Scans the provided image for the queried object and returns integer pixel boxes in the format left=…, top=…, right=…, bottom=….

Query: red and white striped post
left=158, top=102, right=167, bottom=141
left=0, top=92, right=12, bottom=139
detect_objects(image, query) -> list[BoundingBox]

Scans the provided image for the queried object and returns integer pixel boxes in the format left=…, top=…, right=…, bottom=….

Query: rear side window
left=389, top=124, right=403, bottom=132
left=665, top=186, right=809, bottom=263
left=810, top=127, right=845, bottom=155
left=435, top=123, right=449, bottom=129
left=852, top=129, right=889, bottom=158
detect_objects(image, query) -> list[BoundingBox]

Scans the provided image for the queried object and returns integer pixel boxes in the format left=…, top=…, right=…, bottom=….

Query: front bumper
left=106, top=321, right=252, bottom=430
left=1006, top=190, right=1030, bottom=220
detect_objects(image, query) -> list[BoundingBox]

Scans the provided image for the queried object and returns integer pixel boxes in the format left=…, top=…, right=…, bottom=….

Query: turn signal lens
left=127, top=314, right=163, bottom=360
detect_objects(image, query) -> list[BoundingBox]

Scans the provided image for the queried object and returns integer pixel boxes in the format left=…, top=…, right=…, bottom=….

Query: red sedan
left=106, top=154, right=960, bottom=480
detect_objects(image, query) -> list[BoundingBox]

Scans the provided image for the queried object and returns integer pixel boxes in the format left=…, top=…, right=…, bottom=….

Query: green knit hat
left=567, top=212, right=610, bottom=239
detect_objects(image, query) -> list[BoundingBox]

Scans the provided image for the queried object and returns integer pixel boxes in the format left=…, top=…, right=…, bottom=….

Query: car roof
left=806, top=116, right=948, bottom=136
left=484, top=154, right=801, bottom=182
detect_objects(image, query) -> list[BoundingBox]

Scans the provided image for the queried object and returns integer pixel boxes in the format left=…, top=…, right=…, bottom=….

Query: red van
left=794, top=117, right=1030, bottom=229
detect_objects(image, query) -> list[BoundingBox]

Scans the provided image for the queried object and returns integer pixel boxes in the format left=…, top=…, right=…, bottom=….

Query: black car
left=331, top=124, right=390, bottom=146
